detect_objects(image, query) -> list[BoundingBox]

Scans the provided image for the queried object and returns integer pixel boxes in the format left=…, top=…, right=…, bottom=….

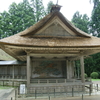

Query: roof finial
left=50, top=0, right=62, bottom=13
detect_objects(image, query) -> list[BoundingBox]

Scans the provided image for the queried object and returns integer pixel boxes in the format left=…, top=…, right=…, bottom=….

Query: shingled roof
left=0, top=11, right=99, bottom=47
left=0, top=7, right=100, bottom=61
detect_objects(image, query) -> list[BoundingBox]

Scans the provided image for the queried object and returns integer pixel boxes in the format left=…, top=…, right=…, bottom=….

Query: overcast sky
left=0, top=0, right=93, bottom=20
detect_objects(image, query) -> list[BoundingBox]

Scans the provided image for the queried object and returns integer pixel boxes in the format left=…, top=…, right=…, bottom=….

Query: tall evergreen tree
left=8, top=1, right=35, bottom=35
left=90, top=0, right=99, bottom=8
left=46, top=1, right=54, bottom=14
left=31, top=0, right=46, bottom=22
left=0, top=0, right=46, bottom=38
left=89, top=0, right=100, bottom=36
left=0, top=11, right=11, bottom=38
left=71, top=11, right=89, bottom=33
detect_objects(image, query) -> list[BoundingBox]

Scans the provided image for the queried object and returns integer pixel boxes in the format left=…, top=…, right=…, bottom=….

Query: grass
left=0, top=86, right=11, bottom=89
left=92, top=79, right=100, bottom=81
left=0, top=85, right=17, bottom=89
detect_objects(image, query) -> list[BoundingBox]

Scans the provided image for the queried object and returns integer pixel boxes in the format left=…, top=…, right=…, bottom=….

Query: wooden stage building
left=0, top=5, right=100, bottom=90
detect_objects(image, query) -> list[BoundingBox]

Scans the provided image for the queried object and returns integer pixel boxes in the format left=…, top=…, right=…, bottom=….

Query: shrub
left=84, top=73, right=88, bottom=78
left=90, top=72, right=99, bottom=79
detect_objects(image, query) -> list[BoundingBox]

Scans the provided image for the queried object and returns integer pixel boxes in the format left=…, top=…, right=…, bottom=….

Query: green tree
left=8, top=1, right=35, bottom=35
left=71, top=11, right=89, bottom=33
left=71, top=11, right=96, bottom=77
left=86, top=0, right=100, bottom=78
left=90, top=0, right=99, bottom=9
left=0, top=0, right=46, bottom=38
left=84, top=56, right=96, bottom=76
left=31, top=0, right=46, bottom=22
left=46, top=1, right=54, bottom=14
left=89, top=0, right=100, bottom=36
left=0, top=11, right=11, bottom=38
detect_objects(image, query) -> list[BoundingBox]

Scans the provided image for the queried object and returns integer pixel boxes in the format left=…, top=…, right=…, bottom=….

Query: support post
left=12, top=65, right=14, bottom=79
left=69, top=61, right=72, bottom=79
left=72, top=61, right=75, bottom=78
left=80, top=56, right=85, bottom=92
left=66, top=60, right=69, bottom=79
left=80, top=56, right=85, bottom=83
left=66, top=60, right=73, bottom=79
left=27, top=55, right=31, bottom=86
left=73, top=61, right=77, bottom=78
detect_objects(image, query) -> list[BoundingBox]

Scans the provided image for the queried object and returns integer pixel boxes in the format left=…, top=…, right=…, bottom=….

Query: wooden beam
left=32, top=58, right=66, bottom=61
left=5, top=45, right=100, bottom=51
left=29, top=53, right=78, bottom=57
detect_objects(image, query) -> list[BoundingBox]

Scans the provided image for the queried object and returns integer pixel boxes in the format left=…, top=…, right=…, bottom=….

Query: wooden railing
left=31, top=78, right=92, bottom=84
left=0, top=79, right=27, bottom=86
left=31, top=79, right=76, bottom=84
left=0, top=75, right=26, bottom=79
